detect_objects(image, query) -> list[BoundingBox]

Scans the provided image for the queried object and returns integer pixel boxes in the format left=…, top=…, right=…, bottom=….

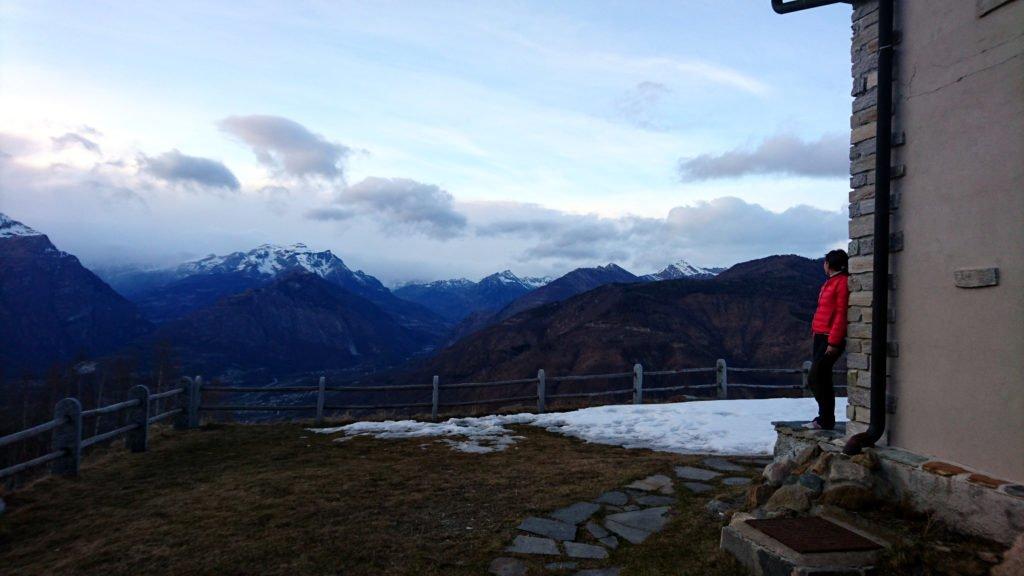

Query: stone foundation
left=762, top=421, right=1024, bottom=546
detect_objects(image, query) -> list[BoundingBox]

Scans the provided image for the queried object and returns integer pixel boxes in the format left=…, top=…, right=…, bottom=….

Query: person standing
left=805, top=249, right=850, bottom=430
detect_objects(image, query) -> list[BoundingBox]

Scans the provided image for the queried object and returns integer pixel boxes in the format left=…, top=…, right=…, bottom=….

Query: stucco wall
left=889, top=0, right=1024, bottom=483
left=847, top=0, right=1024, bottom=483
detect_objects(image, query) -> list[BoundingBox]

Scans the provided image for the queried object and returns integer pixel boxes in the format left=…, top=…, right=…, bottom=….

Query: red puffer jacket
left=811, top=273, right=850, bottom=346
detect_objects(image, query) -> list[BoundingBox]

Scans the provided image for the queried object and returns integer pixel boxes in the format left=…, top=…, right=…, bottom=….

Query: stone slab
left=545, top=562, right=578, bottom=571
left=585, top=521, right=609, bottom=539
left=575, top=569, right=621, bottom=576
left=606, top=506, right=670, bottom=533
left=1002, top=484, right=1024, bottom=499
left=682, top=482, right=713, bottom=494
left=636, top=494, right=675, bottom=506
left=625, top=474, right=673, bottom=492
left=953, top=267, right=999, bottom=288
left=599, top=535, right=619, bottom=549
left=922, top=461, right=968, bottom=477
left=550, top=502, right=601, bottom=525
left=722, top=477, right=752, bottom=486
left=874, top=446, right=929, bottom=467
left=489, top=557, right=529, bottom=576
left=967, top=473, right=1008, bottom=489
left=705, top=499, right=732, bottom=518
left=604, top=519, right=650, bottom=544
left=702, top=457, right=746, bottom=472
left=675, top=466, right=721, bottom=481
left=506, top=535, right=560, bottom=556
left=518, top=517, right=576, bottom=541
left=594, top=491, right=629, bottom=506
left=564, top=541, right=609, bottom=559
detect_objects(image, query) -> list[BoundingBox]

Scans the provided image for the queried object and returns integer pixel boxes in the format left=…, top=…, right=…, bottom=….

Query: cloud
left=678, top=133, right=848, bottom=181
left=259, top=185, right=292, bottom=215
left=219, top=115, right=350, bottom=180
left=52, top=132, right=101, bottom=154
left=305, top=206, right=354, bottom=221
left=142, top=150, right=241, bottom=190
left=614, top=81, right=673, bottom=130
left=469, top=196, right=845, bottom=271
left=308, top=177, right=468, bottom=239
left=0, top=132, right=37, bottom=158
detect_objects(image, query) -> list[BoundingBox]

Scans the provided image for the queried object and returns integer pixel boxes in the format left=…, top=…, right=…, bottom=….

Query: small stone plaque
left=954, top=267, right=999, bottom=288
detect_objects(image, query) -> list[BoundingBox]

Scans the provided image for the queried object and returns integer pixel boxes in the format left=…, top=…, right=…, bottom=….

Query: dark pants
left=809, top=333, right=844, bottom=428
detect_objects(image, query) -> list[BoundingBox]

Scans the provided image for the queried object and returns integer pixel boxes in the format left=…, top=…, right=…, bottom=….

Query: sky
left=0, top=0, right=853, bottom=284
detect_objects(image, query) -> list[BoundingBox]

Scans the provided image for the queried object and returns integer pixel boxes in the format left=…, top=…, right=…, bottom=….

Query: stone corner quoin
left=845, top=0, right=895, bottom=440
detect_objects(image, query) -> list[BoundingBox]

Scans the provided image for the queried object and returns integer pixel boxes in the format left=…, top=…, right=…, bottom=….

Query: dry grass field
left=0, top=422, right=750, bottom=576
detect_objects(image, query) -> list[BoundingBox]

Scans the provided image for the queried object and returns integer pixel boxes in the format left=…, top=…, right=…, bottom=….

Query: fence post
left=316, top=376, right=326, bottom=425
left=52, top=397, right=82, bottom=478
left=537, top=369, right=546, bottom=413
left=716, top=359, right=728, bottom=400
left=188, top=376, right=203, bottom=428
left=431, top=375, right=440, bottom=420
left=174, top=377, right=192, bottom=430
left=126, top=385, right=150, bottom=453
left=801, top=361, right=813, bottom=398
left=633, top=363, right=644, bottom=405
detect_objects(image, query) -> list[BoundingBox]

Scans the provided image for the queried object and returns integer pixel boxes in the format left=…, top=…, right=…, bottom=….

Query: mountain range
left=5, top=212, right=792, bottom=385
left=403, top=255, right=824, bottom=385
left=392, top=270, right=550, bottom=322
left=102, top=243, right=451, bottom=348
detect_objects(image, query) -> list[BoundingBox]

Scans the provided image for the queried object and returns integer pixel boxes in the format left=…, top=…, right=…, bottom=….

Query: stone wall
left=844, top=0, right=901, bottom=440
left=764, top=422, right=1024, bottom=546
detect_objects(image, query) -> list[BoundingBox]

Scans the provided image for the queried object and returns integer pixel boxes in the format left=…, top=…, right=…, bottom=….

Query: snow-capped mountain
left=108, top=245, right=449, bottom=348
left=393, top=270, right=548, bottom=322
left=642, top=259, right=721, bottom=281
left=176, top=243, right=376, bottom=286
left=0, top=213, right=42, bottom=238
left=520, top=275, right=553, bottom=289
left=0, top=213, right=152, bottom=374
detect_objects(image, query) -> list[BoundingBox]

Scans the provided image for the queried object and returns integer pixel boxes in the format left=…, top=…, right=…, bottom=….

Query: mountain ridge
left=401, top=254, right=826, bottom=385
left=0, top=213, right=153, bottom=375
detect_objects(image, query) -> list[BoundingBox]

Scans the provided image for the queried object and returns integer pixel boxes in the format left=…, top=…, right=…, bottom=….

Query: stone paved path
left=489, top=457, right=756, bottom=575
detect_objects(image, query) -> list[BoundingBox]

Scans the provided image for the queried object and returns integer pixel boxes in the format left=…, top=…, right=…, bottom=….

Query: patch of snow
left=315, top=415, right=532, bottom=453
left=311, top=398, right=847, bottom=455
left=419, top=278, right=474, bottom=290
left=175, top=243, right=352, bottom=280
left=520, top=275, right=552, bottom=289
left=74, top=361, right=97, bottom=375
left=493, top=270, right=521, bottom=285
left=643, top=258, right=719, bottom=281
left=0, top=213, right=42, bottom=238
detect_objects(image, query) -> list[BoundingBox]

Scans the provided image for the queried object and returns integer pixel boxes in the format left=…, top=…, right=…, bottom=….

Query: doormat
left=746, top=517, right=884, bottom=554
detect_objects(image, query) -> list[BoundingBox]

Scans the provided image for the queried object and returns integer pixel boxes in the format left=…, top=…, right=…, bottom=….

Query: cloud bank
left=678, top=133, right=847, bottom=181
left=309, top=177, right=468, bottom=240
left=0, top=125, right=846, bottom=281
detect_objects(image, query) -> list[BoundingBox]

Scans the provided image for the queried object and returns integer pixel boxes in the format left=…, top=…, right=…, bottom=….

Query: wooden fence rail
left=0, top=359, right=845, bottom=483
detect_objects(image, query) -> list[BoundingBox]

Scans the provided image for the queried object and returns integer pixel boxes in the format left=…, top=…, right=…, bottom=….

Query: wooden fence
left=0, top=359, right=845, bottom=482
